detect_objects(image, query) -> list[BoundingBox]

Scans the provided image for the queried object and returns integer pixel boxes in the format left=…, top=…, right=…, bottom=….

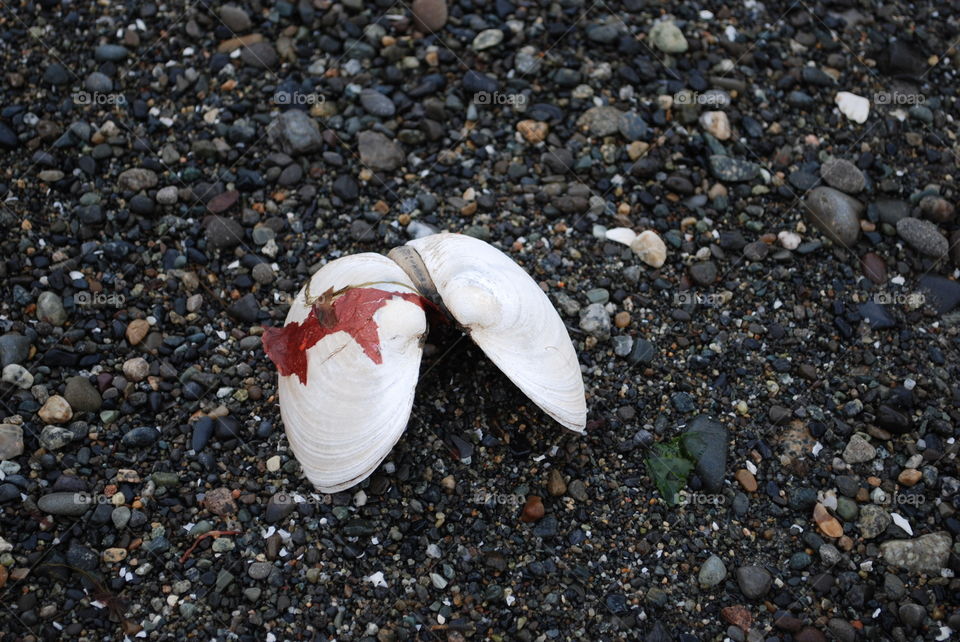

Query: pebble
left=39, top=425, right=74, bottom=450
left=122, top=427, right=159, bottom=447
left=820, top=158, right=865, bottom=194
left=698, top=555, right=727, bottom=588
left=359, top=89, right=396, bottom=117
left=472, top=29, right=504, bottom=51
left=2, top=364, right=33, bottom=389
left=835, top=91, right=869, bottom=123
left=0, top=424, right=24, bottom=460
left=804, top=186, right=863, bottom=247
left=857, top=505, right=891, bottom=539
left=219, top=5, right=252, bottom=32
left=123, top=357, right=150, bottom=382
left=578, top=303, right=611, bottom=339
left=880, top=532, right=951, bottom=574
left=516, top=120, right=548, bottom=143
left=38, top=395, right=73, bottom=424
left=156, top=186, right=178, bottom=205
left=411, top=0, right=448, bottom=32
left=38, top=492, right=92, bottom=516
left=734, top=469, right=757, bottom=492
left=631, top=230, right=667, bottom=268
left=118, top=168, right=158, bottom=192
left=267, top=110, right=323, bottom=155
left=547, top=469, right=566, bottom=496
left=689, top=261, right=717, bottom=285
left=126, top=319, right=150, bottom=345
left=36, top=291, right=67, bottom=326
left=683, top=415, right=728, bottom=492
left=860, top=252, right=886, bottom=284
left=896, top=217, right=948, bottom=257
left=813, top=503, right=844, bottom=538
left=708, top=155, right=760, bottom=182
left=577, top=106, right=623, bottom=137
left=64, top=376, right=102, bottom=412
left=735, top=566, right=772, bottom=600
left=649, top=20, right=688, bottom=53
left=842, top=433, right=876, bottom=464
left=699, top=111, right=731, bottom=140
left=520, top=496, right=544, bottom=523
left=357, top=131, right=405, bottom=171
left=0, top=334, right=30, bottom=368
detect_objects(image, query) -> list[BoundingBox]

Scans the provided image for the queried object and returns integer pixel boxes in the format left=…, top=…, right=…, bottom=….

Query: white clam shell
left=407, top=233, right=587, bottom=432
left=277, top=253, right=427, bottom=493
left=605, top=226, right=638, bottom=246
left=835, top=91, right=869, bottom=124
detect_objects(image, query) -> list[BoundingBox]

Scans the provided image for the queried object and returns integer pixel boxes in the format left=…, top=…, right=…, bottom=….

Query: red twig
left=179, top=530, right=241, bottom=564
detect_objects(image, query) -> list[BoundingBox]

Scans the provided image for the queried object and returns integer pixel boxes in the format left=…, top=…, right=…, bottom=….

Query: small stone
left=861, top=252, right=886, bottom=284
left=649, top=20, right=688, bottom=54
left=699, top=111, right=731, bottom=140
left=880, top=532, right=952, bottom=574
left=516, top=120, right=548, bottom=143
left=122, top=427, right=159, bottom=448
left=735, top=469, right=757, bottom=492
left=579, top=303, right=611, bottom=339
left=112, top=506, right=131, bottom=529
left=265, top=492, right=296, bottom=523
left=357, top=131, right=405, bottom=171
left=240, top=42, right=278, bottom=69
left=359, top=89, right=396, bottom=118
left=896, top=217, right=948, bottom=258
left=219, top=5, right=252, bottom=32
left=411, top=0, right=448, bottom=32
left=689, top=261, right=717, bottom=285
left=698, top=554, right=727, bottom=588
left=2, top=364, right=33, bottom=389
left=897, top=469, right=922, bottom=487
left=835, top=91, right=869, bottom=123
left=118, top=168, right=158, bottom=192
left=267, top=110, right=323, bottom=156
left=102, top=548, right=127, bottom=563
left=37, top=292, right=67, bottom=326
left=156, top=186, right=178, bottom=205
left=0, top=424, right=24, bottom=460
left=547, top=469, right=566, bottom=496
left=567, top=479, right=588, bottom=502
left=813, top=503, right=844, bottom=538
left=858, top=505, right=891, bottom=539
left=843, top=433, right=876, bottom=464
left=122, top=357, right=150, bottom=382
left=708, top=155, right=761, bottom=182
left=472, top=29, right=503, bottom=51
left=577, top=106, right=623, bottom=137
left=248, top=561, right=273, bottom=580
left=38, top=395, right=73, bottom=424
left=203, top=487, right=237, bottom=516
left=38, top=492, right=93, bottom=516
left=631, top=230, right=667, bottom=268
left=39, top=425, right=74, bottom=450
left=520, top=496, right=544, bottom=522
left=682, top=415, right=728, bottom=493
left=64, top=376, right=101, bottom=412
left=804, top=187, right=863, bottom=247
left=820, top=158, right=865, bottom=194
left=266, top=455, right=281, bottom=472
left=736, top=566, right=772, bottom=600
left=126, top=319, right=150, bottom=345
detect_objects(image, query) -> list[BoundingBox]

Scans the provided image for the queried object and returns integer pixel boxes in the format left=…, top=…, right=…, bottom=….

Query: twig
left=179, top=530, right=241, bottom=564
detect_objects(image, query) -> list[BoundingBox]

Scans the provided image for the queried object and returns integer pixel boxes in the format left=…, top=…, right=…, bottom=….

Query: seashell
left=835, top=91, right=869, bottom=124
left=605, top=226, right=637, bottom=246
left=267, top=233, right=586, bottom=492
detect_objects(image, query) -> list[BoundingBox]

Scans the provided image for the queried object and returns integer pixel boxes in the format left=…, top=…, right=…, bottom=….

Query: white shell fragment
left=835, top=91, right=869, bottom=124
left=406, top=233, right=587, bottom=432
left=606, top=227, right=667, bottom=268
left=277, top=253, right=427, bottom=493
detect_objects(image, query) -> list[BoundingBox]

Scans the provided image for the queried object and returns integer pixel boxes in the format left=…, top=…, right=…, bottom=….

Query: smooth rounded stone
left=156, top=186, right=178, bottom=205
left=579, top=303, right=611, bottom=339
left=39, top=425, right=74, bottom=450
left=896, top=217, right=948, bottom=257
left=612, top=335, right=633, bottom=357
left=44, top=63, right=70, bottom=85
left=38, top=492, right=92, bottom=516
left=743, top=241, right=769, bottom=261
left=820, top=158, right=865, bottom=194
left=472, top=29, right=503, bottom=51
left=94, top=44, right=128, bottom=62
left=918, top=274, right=960, bottom=314
left=204, top=216, right=244, bottom=248
left=649, top=20, right=687, bottom=53
left=0, top=334, right=31, bottom=368
left=248, top=561, right=273, bottom=580
left=842, top=433, right=875, bottom=463
left=918, top=195, right=955, bottom=223
left=332, top=174, right=359, bottom=201
left=219, top=5, right=252, bottom=31
left=122, top=427, right=159, bottom=448
left=122, top=357, right=150, bottom=382
left=118, top=168, right=158, bottom=192
left=411, top=0, right=447, bottom=32
left=698, top=554, right=727, bottom=588
left=577, top=106, right=623, bottom=137
left=84, top=72, right=113, bottom=93
left=240, top=42, right=278, bottom=69
left=735, top=566, right=772, bottom=600
left=617, top=111, right=648, bottom=140
left=37, top=291, right=67, bottom=326
left=708, top=155, right=760, bottom=182
left=267, top=110, right=323, bottom=155
left=880, top=532, right=952, bottom=574
left=111, top=505, right=131, bottom=529
left=682, top=415, right=728, bottom=492
left=0, top=424, right=24, bottom=460
left=874, top=199, right=910, bottom=225
left=359, top=89, right=396, bottom=117
left=699, top=111, right=731, bottom=140
left=64, top=376, right=102, bottom=412
left=631, top=231, right=667, bottom=268
left=251, top=263, right=274, bottom=285
left=265, top=492, right=296, bottom=523
left=898, top=603, right=926, bottom=628
left=38, top=395, right=73, bottom=424
left=858, top=505, right=891, bottom=539
left=357, top=131, right=405, bottom=171
left=860, top=252, right=886, bottom=284
left=2, top=364, right=33, bottom=389
left=804, top=186, right=863, bottom=247
left=628, top=339, right=655, bottom=366
left=689, top=261, right=717, bottom=285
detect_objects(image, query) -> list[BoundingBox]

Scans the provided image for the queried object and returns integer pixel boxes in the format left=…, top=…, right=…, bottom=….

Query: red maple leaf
left=263, top=287, right=431, bottom=385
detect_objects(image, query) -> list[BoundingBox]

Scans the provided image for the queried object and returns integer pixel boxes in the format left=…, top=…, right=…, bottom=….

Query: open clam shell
left=404, top=233, right=587, bottom=432
left=277, top=253, right=427, bottom=493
